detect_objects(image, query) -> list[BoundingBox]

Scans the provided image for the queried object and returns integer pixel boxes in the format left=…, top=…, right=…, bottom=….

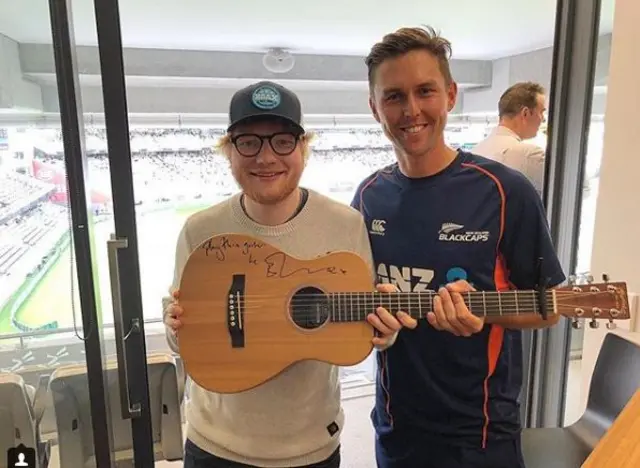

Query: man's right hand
left=164, top=290, right=183, bottom=336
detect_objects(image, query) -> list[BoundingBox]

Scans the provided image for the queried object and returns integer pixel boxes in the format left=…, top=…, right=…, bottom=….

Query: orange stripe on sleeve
left=482, top=255, right=509, bottom=448
left=379, top=351, right=394, bottom=428
left=461, top=163, right=506, bottom=247
left=481, top=323, right=505, bottom=448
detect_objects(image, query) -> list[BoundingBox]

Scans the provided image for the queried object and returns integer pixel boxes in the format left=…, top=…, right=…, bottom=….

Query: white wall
left=0, top=34, right=42, bottom=111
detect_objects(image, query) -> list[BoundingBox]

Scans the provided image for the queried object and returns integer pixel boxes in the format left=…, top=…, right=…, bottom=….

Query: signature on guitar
left=202, top=236, right=265, bottom=261
left=264, top=252, right=347, bottom=278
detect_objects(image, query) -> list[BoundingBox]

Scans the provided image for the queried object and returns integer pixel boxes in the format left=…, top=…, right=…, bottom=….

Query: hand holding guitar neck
left=427, top=280, right=485, bottom=337
left=368, top=283, right=417, bottom=348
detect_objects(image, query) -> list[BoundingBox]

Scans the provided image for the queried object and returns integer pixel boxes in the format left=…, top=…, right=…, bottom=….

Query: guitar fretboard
left=325, top=291, right=555, bottom=322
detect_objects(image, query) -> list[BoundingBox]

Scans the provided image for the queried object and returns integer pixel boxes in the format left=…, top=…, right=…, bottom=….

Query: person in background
left=163, top=80, right=412, bottom=468
left=353, top=27, right=565, bottom=468
left=473, top=82, right=547, bottom=194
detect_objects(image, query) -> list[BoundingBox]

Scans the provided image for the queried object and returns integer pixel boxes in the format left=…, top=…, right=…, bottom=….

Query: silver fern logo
left=439, top=223, right=464, bottom=234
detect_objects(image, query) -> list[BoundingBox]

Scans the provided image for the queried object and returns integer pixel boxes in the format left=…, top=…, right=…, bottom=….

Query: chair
left=13, top=364, right=62, bottom=445
left=521, top=333, right=640, bottom=467
left=0, top=372, right=51, bottom=468
left=49, top=353, right=184, bottom=467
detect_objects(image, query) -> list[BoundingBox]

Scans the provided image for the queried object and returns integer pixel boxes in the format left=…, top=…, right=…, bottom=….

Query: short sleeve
left=500, top=174, right=566, bottom=290
left=350, top=184, right=364, bottom=213
left=352, top=214, right=376, bottom=285
left=351, top=171, right=381, bottom=215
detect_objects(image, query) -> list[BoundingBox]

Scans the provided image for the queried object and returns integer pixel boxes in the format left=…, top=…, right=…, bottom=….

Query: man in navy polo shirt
left=353, top=26, right=566, bottom=468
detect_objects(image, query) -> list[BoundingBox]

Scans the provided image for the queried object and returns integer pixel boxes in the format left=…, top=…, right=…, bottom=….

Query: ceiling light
left=262, top=48, right=295, bottom=74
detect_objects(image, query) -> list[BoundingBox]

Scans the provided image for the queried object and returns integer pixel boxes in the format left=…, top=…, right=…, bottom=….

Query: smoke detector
left=262, top=48, right=295, bottom=74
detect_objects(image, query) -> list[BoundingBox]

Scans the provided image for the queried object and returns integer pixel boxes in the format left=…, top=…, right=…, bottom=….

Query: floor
left=563, top=359, right=583, bottom=426
left=45, top=359, right=583, bottom=467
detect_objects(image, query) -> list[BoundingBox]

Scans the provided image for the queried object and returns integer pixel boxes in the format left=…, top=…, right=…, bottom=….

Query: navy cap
left=227, top=81, right=304, bottom=133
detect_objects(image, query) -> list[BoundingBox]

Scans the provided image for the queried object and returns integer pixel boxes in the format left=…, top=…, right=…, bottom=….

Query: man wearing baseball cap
left=163, top=81, right=414, bottom=467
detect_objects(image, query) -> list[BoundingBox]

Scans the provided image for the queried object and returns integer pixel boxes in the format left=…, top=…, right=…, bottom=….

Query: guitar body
left=178, top=233, right=375, bottom=394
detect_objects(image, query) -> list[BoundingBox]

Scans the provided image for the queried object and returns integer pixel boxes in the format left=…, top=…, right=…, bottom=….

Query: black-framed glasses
left=230, top=132, right=301, bottom=157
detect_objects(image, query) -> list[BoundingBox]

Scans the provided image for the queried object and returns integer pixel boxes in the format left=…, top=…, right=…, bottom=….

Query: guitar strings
left=177, top=291, right=618, bottom=311
left=176, top=306, right=620, bottom=323
left=174, top=300, right=621, bottom=319
left=186, top=301, right=615, bottom=311
left=172, top=291, right=624, bottom=322
left=198, top=290, right=615, bottom=299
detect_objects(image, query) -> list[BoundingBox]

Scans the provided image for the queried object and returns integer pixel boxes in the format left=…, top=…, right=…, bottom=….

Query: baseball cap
left=227, top=81, right=304, bottom=134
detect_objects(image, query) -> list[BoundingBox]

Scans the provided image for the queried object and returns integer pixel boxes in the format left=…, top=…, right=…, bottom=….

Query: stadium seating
left=4, top=364, right=59, bottom=447
left=0, top=202, right=69, bottom=319
left=49, top=353, right=184, bottom=466
left=0, top=372, right=51, bottom=468
left=0, top=172, right=55, bottom=222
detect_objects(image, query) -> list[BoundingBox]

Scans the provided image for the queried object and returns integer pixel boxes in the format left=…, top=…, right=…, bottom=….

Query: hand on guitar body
left=164, top=290, right=183, bottom=338
left=368, top=283, right=418, bottom=349
left=427, top=280, right=484, bottom=337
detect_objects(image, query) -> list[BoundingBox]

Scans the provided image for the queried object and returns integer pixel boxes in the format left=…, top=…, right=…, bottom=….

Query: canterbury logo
left=370, top=219, right=386, bottom=235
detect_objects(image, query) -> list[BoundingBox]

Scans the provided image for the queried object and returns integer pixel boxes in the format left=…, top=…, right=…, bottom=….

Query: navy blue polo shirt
left=351, top=150, right=565, bottom=451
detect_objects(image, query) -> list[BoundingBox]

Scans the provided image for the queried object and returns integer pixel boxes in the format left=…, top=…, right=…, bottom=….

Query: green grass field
left=0, top=291, right=18, bottom=333
left=0, top=204, right=208, bottom=334
left=14, top=248, right=75, bottom=328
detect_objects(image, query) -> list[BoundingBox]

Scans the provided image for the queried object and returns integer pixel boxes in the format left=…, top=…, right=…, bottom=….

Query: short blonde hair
left=215, top=131, right=316, bottom=162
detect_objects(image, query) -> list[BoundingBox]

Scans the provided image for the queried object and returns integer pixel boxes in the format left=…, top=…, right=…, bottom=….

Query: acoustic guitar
left=177, top=233, right=631, bottom=394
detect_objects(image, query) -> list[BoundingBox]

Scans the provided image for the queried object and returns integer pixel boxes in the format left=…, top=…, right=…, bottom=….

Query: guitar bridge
left=227, top=274, right=245, bottom=348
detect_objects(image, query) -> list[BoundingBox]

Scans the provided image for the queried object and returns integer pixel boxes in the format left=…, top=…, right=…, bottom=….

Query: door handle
left=107, top=234, right=142, bottom=420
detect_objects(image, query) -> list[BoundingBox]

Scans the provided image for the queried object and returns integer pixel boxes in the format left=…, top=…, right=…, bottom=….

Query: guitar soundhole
left=290, top=287, right=330, bottom=330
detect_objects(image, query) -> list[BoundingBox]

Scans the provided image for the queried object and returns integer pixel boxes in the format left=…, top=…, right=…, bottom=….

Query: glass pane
left=567, top=0, right=617, bottom=425
left=0, top=8, right=105, bottom=468
left=0, top=1, right=120, bottom=466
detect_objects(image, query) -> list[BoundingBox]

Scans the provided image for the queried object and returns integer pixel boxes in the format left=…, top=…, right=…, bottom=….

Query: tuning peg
left=606, top=319, right=617, bottom=330
left=586, top=275, right=594, bottom=284
left=571, top=318, right=582, bottom=329
left=602, top=273, right=610, bottom=283
left=589, top=318, right=600, bottom=329
left=568, top=275, right=577, bottom=286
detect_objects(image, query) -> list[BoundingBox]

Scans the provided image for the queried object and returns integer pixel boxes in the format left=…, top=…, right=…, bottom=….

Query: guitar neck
left=327, top=290, right=556, bottom=322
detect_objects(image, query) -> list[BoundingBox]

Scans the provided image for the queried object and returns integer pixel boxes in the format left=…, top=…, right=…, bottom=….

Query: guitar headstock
left=555, top=274, right=630, bottom=330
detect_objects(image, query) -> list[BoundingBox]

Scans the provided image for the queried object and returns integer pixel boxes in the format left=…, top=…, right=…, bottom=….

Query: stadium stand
left=26, top=128, right=400, bottom=208
left=0, top=172, right=55, bottom=224
left=0, top=201, right=69, bottom=318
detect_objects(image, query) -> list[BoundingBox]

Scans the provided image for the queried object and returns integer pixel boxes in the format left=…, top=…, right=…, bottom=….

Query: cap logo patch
left=252, top=85, right=281, bottom=110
